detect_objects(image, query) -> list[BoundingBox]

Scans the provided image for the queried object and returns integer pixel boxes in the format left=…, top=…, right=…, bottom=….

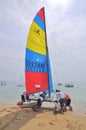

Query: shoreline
left=0, top=100, right=86, bottom=117
left=0, top=106, right=86, bottom=130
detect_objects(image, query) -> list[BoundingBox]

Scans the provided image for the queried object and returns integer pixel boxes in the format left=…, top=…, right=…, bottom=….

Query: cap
left=43, top=91, right=47, bottom=95
left=56, top=89, right=60, bottom=92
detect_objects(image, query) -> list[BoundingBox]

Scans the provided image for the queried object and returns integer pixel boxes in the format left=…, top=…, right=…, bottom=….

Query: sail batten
left=25, top=7, right=53, bottom=95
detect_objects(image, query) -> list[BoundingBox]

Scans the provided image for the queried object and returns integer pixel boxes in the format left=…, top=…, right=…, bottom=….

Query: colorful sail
left=25, top=7, right=53, bottom=94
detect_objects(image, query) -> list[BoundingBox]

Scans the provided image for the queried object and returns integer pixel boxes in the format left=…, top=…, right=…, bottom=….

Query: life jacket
left=65, top=94, right=71, bottom=99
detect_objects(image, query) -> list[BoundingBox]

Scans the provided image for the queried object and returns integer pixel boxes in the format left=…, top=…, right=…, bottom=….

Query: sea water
left=0, top=81, right=86, bottom=115
left=0, top=82, right=24, bottom=105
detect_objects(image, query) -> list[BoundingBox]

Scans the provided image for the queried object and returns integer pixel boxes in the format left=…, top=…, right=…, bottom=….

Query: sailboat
left=17, top=7, right=54, bottom=107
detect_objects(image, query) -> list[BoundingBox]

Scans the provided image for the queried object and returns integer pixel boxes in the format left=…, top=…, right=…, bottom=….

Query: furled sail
left=25, top=7, right=53, bottom=95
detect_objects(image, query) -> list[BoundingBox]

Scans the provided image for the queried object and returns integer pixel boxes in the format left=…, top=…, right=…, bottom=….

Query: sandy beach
left=0, top=106, right=86, bottom=130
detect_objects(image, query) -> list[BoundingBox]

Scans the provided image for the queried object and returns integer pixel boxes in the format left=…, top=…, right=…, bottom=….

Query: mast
left=43, top=7, right=51, bottom=97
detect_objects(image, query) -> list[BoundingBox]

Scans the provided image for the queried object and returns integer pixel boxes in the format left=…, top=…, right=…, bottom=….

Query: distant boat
left=65, top=84, right=74, bottom=87
left=57, top=83, right=62, bottom=86
left=1, top=81, right=6, bottom=86
left=17, top=84, right=24, bottom=87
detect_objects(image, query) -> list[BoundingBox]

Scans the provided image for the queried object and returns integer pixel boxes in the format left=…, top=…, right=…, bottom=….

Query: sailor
left=64, top=93, right=73, bottom=111
left=55, top=90, right=67, bottom=112
left=36, top=91, right=47, bottom=108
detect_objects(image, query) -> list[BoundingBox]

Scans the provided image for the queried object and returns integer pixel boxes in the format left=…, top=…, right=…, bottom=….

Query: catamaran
left=17, top=7, right=54, bottom=107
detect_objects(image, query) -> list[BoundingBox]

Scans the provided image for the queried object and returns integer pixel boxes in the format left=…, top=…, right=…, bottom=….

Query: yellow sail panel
left=26, top=21, right=46, bottom=55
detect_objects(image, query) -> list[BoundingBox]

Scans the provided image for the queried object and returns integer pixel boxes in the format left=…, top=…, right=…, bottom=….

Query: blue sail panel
left=34, top=14, right=45, bottom=31
left=25, top=48, right=47, bottom=72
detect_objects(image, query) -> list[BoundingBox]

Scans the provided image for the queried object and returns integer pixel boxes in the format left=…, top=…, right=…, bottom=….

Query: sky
left=0, top=0, right=86, bottom=84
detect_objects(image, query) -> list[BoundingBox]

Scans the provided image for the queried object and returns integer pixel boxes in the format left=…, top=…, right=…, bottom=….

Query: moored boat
left=65, top=84, right=74, bottom=87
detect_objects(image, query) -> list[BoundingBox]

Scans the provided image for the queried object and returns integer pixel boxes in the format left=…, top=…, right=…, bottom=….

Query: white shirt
left=39, top=96, right=44, bottom=101
left=56, top=92, right=66, bottom=101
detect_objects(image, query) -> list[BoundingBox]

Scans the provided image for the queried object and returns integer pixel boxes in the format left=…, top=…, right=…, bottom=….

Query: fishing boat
left=17, top=7, right=54, bottom=107
left=0, top=81, right=6, bottom=86
left=65, top=84, right=74, bottom=88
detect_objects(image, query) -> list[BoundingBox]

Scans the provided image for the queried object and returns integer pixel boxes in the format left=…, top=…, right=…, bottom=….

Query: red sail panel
left=25, top=72, right=48, bottom=94
left=37, top=7, right=44, bottom=21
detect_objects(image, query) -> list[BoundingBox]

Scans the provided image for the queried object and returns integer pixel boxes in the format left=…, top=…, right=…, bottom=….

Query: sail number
left=26, top=60, right=47, bottom=72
